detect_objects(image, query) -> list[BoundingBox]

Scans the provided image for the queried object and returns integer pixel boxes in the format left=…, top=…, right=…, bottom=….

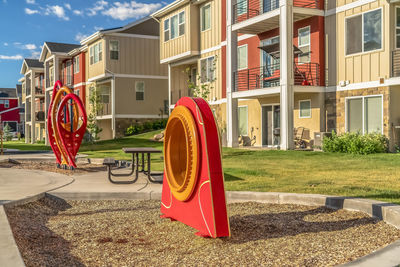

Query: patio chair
left=294, top=127, right=307, bottom=149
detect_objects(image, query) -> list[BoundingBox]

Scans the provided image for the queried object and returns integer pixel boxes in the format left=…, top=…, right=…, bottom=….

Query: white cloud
left=25, top=8, right=39, bottom=15
left=44, top=5, right=69, bottom=20
left=3, top=42, right=8, bottom=46
left=26, top=0, right=35, bottom=4
left=64, top=3, right=71, bottom=10
left=73, top=10, right=83, bottom=16
left=102, top=1, right=161, bottom=20
left=23, top=44, right=36, bottom=50
left=75, top=32, right=89, bottom=42
left=0, top=54, right=23, bottom=60
left=2, top=0, right=7, bottom=3
left=94, top=26, right=103, bottom=31
left=30, top=50, right=40, bottom=59
left=87, top=0, right=108, bottom=16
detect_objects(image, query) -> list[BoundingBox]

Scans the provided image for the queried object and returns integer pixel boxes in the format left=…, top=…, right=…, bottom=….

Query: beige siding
left=105, top=36, right=167, bottom=76
left=198, top=49, right=222, bottom=101
left=337, top=1, right=390, bottom=84
left=114, top=77, right=168, bottom=115
left=200, top=0, right=221, bottom=50
left=87, top=40, right=105, bottom=79
left=159, top=4, right=200, bottom=61
left=170, top=64, right=192, bottom=104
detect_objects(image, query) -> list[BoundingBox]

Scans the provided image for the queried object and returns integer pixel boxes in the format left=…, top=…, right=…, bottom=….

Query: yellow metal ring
left=164, top=105, right=199, bottom=202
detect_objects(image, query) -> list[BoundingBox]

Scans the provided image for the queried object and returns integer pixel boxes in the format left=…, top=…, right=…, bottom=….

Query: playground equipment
left=47, top=81, right=87, bottom=169
left=161, top=97, right=230, bottom=238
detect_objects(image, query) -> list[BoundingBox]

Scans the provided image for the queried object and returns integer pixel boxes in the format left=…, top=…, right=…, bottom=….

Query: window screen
left=201, top=5, right=211, bottom=31
left=299, top=100, right=311, bottom=118
left=238, top=45, right=248, bottom=70
left=346, top=15, right=362, bottom=55
left=238, top=106, right=248, bottom=136
left=136, top=81, right=145, bottom=101
left=347, top=98, right=363, bottom=133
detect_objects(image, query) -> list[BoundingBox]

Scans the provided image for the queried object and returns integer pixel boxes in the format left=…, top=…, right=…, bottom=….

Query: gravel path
left=0, top=160, right=106, bottom=176
left=6, top=198, right=400, bottom=266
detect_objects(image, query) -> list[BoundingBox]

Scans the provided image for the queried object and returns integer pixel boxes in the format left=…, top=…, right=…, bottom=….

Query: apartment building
left=0, top=87, right=20, bottom=134
left=80, top=17, right=168, bottom=139
left=19, top=58, right=45, bottom=143
left=152, top=0, right=400, bottom=150
left=15, top=84, right=25, bottom=135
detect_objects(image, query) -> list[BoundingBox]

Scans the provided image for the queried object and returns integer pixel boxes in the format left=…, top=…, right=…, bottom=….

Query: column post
left=168, top=63, right=172, bottom=114
left=279, top=0, right=294, bottom=150
left=31, top=71, right=36, bottom=144
left=226, top=0, right=239, bottom=147
left=111, top=76, right=116, bottom=139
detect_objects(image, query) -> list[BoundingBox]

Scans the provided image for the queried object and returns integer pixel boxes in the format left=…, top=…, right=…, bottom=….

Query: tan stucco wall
left=104, top=36, right=167, bottom=76
left=114, top=77, right=168, bottom=115
left=98, top=119, right=112, bottom=140
left=159, top=4, right=200, bottom=61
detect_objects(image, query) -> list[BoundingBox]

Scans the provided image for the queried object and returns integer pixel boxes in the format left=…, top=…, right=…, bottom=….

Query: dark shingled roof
left=45, top=42, right=81, bottom=53
left=24, top=58, right=43, bottom=69
left=0, top=88, right=17, bottom=98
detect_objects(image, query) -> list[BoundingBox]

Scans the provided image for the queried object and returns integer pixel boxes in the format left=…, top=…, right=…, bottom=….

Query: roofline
left=151, top=0, right=189, bottom=18
left=81, top=16, right=155, bottom=45
left=18, top=77, right=25, bottom=83
left=39, top=42, right=50, bottom=62
left=20, top=59, right=44, bottom=75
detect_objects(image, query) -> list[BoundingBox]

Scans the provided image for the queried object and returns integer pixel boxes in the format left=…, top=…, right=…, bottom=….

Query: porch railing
left=97, top=103, right=111, bottom=116
left=170, top=89, right=194, bottom=105
left=233, top=0, right=320, bottom=24
left=392, top=50, right=400, bottom=77
left=234, top=62, right=320, bottom=91
left=35, top=87, right=44, bottom=95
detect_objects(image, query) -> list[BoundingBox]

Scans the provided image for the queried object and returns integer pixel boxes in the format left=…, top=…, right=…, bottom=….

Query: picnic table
left=103, top=147, right=163, bottom=184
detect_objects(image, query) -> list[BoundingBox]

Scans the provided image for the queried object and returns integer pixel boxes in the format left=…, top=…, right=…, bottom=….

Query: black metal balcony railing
left=234, top=62, right=320, bottom=91
left=392, top=50, right=400, bottom=77
left=35, top=111, right=45, bottom=121
left=35, top=87, right=44, bottom=95
left=233, top=0, right=320, bottom=24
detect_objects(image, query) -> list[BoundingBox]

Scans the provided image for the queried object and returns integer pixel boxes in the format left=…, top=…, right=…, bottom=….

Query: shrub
left=125, top=119, right=168, bottom=136
left=322, top=131, right=388, bottom=155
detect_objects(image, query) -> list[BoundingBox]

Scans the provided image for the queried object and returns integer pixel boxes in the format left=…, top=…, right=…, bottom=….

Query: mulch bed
left=0, top=160, right=106, bottom=176
left=6, top=198, right=400, bottom=266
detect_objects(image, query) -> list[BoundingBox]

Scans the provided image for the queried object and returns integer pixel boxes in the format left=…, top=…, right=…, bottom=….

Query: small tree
left=185, top=56, right=218, bottom=100
left=3, top=123, right=12, bottom=141
left=86, top=84, right=103, bottom=143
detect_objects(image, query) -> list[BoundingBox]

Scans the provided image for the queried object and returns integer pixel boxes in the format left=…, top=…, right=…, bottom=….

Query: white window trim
left=109, top=40, right=119, bottom=60
left=4, top=100, right=9, bottom=108
left=238, top=105, right=248, bottom=136
left=73, top=56, right=79, bottom=74
left=237, top=0, right=247, bottom=16
left=178, top=11, right=185, bottom=36
left=299, top=99, right=311, bottom=118
left=201, top=3, right=211, bottom=32
left=91, top=42, right=103, bottom=64
left=345, top=7, right=383, bottom=57
left=200, top=56, right=216, bottom=84
left=135, top=81, right=145, bottom=101
left=237, top=44, right=248, bottom=71
left=66, top=60, right=72, bottom=85
left=396, top=7, right=400, bottom=49
left=298, top=26, right=311, bottom=65
left=163, top=18, right=170, bottom=43
left=344, top=94, right=384, bottom=134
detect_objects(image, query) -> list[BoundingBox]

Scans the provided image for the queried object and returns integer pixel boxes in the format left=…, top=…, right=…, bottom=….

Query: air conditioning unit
left=314, top=132, right=332, bottom=150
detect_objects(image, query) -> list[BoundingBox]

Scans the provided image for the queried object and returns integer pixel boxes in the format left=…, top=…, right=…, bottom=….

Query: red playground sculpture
left=161, top=97, right=230, bottom=238
left=47, top=81, right=87, bottom=170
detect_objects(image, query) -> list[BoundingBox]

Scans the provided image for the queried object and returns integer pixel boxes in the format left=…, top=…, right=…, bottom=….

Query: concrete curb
left=2, top=191, right=400, bottom=266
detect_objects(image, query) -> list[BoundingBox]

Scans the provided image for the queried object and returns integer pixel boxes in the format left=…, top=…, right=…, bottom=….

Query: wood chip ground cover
left=6, top=198, right=400, bottom=266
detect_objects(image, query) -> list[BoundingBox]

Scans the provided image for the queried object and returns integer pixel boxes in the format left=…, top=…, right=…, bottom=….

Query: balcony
left=35, top=87, right=45, bottom=96
left=97, top=103, right=111, bottom=117
left=392, top=50, right=400, bottom=77
left=232, top=0, right=323, bottom=34
left=170, top=89, right=194, bottom=106
left=35, top=111, right=45, bottom=121
left=234, top=62, right=320, bottom=91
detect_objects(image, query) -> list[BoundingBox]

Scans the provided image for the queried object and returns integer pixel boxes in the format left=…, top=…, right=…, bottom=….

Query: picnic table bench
left=103, top=147, right=163, bottom=184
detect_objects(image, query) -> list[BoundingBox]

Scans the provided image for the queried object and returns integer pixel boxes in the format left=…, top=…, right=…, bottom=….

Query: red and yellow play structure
left=161, top=97, right=230, bottom=238
left=47, top=81, right=87, bottom=169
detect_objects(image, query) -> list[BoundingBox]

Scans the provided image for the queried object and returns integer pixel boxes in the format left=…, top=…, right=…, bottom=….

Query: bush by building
left=125, top=119, right=168, bottom=136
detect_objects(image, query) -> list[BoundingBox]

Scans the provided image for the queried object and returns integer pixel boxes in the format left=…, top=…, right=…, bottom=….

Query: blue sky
left=0, top=0, right=170, bottom=88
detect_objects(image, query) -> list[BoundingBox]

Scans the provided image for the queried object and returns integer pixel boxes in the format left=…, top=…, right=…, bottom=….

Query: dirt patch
left=0, top=160, right=106, bottom=176
left=6, top=198, right=400, bottom=266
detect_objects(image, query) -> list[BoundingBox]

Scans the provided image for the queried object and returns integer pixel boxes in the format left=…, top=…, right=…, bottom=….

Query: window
left=90, top=42, right=103, bottom=64
left=200, top=56, right=215, bottom=83
left=237, top=0, right=247, bottom=16
left=110, top=40, right=119, bottom=60
left=49, top=66, right=54, bottom=86
left=179, top=11, right=185, bottom=36
left=75, top=89, right=80, bottom=98
left=61, top=63, right=65, bottom=82
left=135, top=81, right=145, bottom=101
left=396, top=8, right=400, bottom=48
left=171, top=15, right=178, bottom=39
left=73, top=56, right=79, bottom=73
left=66, top=61, right=72, bottom=85
left=238, top=106, right=248, bottom=136
left=237, top=45, right=248, bottom=70
left=299, top=100, right=311, bottom=118
left=298, top=26, right=310, bottom=63
left=346, top=9, right=382, bottom=55
left=5, top=100, right=9, bottom=108
left=346, top=95, right=382, bottom=134
left=164, top=19, right=170, bottom=41
left=201, top=4, right=211, bottom=31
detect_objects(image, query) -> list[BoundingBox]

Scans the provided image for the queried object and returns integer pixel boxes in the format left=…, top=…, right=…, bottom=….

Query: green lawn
left=2, top=140, right=51, bottom=151
left=4, top=131, right=400, bottom=204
